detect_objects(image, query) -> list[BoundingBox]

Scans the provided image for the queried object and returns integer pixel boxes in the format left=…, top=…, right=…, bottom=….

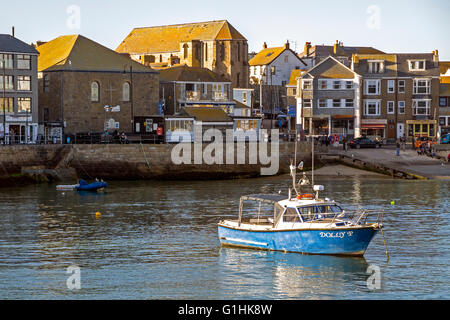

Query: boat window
left=283, top=208, right=301, bottom=223
left=298, top=205, right=342, bottom=221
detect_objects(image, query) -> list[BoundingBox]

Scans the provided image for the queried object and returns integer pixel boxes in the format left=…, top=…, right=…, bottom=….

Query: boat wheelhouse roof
left=241, top=194, right=286, bottom=204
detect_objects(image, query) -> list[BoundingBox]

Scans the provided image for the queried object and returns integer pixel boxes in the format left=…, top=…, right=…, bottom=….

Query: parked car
left=440, top=133, right=450, bottom=144
left=348, top=137, right=382, bottom=149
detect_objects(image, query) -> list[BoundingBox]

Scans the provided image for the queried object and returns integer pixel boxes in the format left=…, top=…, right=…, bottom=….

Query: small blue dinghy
left=75, top=180, right=108, bottom=192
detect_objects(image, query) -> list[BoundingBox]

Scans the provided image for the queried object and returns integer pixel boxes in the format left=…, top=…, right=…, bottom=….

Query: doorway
left=397, top=123, right=405, bottom=139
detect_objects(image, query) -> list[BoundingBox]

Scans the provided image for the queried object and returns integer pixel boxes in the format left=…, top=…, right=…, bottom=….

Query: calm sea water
left=0, top=174, right=448, bottom=300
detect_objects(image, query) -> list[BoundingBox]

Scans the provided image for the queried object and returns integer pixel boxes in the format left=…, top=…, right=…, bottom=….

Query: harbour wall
left=0, top=142, right=316, bottom=185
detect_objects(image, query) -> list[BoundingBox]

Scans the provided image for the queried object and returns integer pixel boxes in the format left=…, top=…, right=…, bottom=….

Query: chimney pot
left=12, top=26, right=15, bottom=37
left=285, top=41, right=290, bottom=50
left=263, top=42, right=268, bottom=49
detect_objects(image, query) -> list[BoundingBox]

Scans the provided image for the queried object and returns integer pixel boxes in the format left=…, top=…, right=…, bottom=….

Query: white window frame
left=398, top=101, right=405, bottom=114
left=408, top=60, right=426, bottom=71
left=398, top=80, right=405, bottom=93
left=364, top=100, right=381, bottom=116
left=332, top=80, right=341, bottom=90
left=387, top=101, right=395, bottom=114
left=412, top=99, right=431, bottom=116
left=302, top=80, right=313, bottom=90
left=318, top=80, right=328, bottom=90
left=345, top=81, right=354, bottom=89
left=368, top=60, right=384, bottom=74
left=345, top=99, right=354, bottom=108
left=413, top=79, right=431, bottom=94
left=365, top=79, right=380, bottom=95
left=318, top=99, right=327, bottom=108
left=303, top=99, right=312, bottom=108
left=387, top=80, right=395, bottom=93
left=332, top=99, right=342, bottom=108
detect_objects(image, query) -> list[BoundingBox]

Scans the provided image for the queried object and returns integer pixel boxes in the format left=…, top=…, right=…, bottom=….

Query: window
left=17, top=55, right=31, bottom=70
left=237, top=42, right=241, bottom=62
left=368, top=61, right=384, bottom=74
left=302, top=80, right=312, bottom=90
left=283, top=208, right=300, bottom=223
left=332, top=99, right=341, bottom=108
left=183, top=44, right=189, bottom=59
left=0, top=98, right=14, bottom=114
left=439, top=117, right=446, bottom=126
left=409, top=60, right=426, bottom=71
left=345, top=81, right=354, bottom=89
left=398, top=101, right=405, bottom=114
left=237, top=73, right=241, bottom=87
left=271, top=66, right=276, bottom=75
left=364, top=100, right=381, bottom=115
left=122, top=82, right=130, bottom=102
left=0, top=54, right=13, bottom=69
left=388, top=80, right=395, bottom=93
left=242, top=92, right=247, bottom=104
left=365, top=80, right=380, bottom=95
left=0, top=75, right=14, bottom=90
left=440, top=97, right=449, bottom=107
left=345, top=99, right=354, bottom=108
left=413, top=79, right=431, bottom=94
left=318, top=99, right=327, bottom=108
left=333, top=81, right=341, bottom=90
left=398, top=80, right=405, bottom=93
left=91, top=81, right=99, bottom=102
left=284, top=56, right=289, bottom=63
left=413, top=100, right=431, bottom=115
left=387, top=101, right=395, bottom=114
left=303, top=99, right=312, bottom=108
left=43, top=74, right=50, bottom=92
left=319, top=80, right=328, bottom=90
left=17, top=76, right=31, bottom=91
left=18, top=97, right=31, bottom=113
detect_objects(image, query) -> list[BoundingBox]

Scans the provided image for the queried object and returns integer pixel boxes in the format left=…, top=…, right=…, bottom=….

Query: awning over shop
left=332, top=115, right=354, bottom=119
left=362, top=124, right=386, bottom=129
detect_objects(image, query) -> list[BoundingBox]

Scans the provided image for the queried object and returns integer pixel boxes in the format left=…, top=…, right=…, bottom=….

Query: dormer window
left=368, top=60, right=384, bottom=74
left=409, top=60, right=426, bottom=71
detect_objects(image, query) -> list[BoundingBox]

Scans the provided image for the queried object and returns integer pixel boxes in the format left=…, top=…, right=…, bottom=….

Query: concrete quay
left=320, top=145, right=450, bottom=180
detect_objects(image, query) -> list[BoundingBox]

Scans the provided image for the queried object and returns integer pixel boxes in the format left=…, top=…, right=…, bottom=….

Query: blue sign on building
left=288, top=106, right=296, bottom=117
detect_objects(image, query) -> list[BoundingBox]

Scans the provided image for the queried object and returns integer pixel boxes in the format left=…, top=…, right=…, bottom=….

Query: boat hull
left=75, top=182, right=108, bottom=192
left=218, top=225, right=379, bottom=256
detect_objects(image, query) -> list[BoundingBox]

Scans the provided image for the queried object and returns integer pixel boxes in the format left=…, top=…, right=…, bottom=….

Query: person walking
left=342, top=136, right=347, bottom=152
left=396, top=139, right=401, bottom=156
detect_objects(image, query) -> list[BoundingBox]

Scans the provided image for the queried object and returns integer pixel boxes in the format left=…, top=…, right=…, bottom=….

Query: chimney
left=285, top=40, right=290, bottom=50
left=333, top=40, right=340, bottom=55
left=433, top=49, right=439, bottom=61
left=263, top=42, right=268, bottom=49
left=304, top=42, right=311, bottom=56
left=12, top=26, right=15, bottom=37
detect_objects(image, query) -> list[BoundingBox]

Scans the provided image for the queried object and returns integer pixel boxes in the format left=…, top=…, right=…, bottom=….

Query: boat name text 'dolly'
left=320, top=231, right=354, bottom=238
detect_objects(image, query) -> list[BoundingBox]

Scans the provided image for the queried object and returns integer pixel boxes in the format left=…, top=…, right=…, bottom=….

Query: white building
left=249, top=42, right=308, bottom=86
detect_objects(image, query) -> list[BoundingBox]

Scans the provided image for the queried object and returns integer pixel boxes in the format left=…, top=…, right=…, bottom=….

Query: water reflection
left=218, top=248, right=368, bottom=299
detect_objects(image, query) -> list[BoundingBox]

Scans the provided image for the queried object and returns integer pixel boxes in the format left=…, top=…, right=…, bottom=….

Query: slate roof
left=0, top=34, right=39, bottom=55
left=299, top=44, right=384, bottom=58
left=116, top=20, right=246, bottom=54
left=159, top=65, right=229, bottom=82
left=36, top=34, right=156, bottom=73
left=182, top=107, right=232, bottom=122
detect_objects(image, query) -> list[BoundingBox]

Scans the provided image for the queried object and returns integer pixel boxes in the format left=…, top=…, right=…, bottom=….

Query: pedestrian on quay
left=401, top=135, right=406, bottom=151
left=342, top=136, right=347, bottom=152
left=396, top=140, right=401, bottom=156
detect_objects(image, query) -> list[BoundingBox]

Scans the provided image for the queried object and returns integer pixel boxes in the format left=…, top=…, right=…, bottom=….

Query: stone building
left=36, top=35, right=159, bottom=139
left=352, top=51, right=440, bottom=141
left=0, top=33, right=39, bottom=144
left=116, top=20, right=249, bottom=88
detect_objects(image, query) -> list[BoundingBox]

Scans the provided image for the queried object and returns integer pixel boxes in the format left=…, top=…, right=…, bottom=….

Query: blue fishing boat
left=75, top=180, right=108, bottom=192
left=218, top=144, right=386, bottom=256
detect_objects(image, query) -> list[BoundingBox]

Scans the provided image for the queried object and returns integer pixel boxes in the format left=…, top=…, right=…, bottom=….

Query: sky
left=1, top=0, right=449, bottom=60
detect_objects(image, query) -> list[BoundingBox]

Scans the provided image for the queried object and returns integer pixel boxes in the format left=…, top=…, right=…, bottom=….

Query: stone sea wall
left=0, top=142, right=315, bottom=185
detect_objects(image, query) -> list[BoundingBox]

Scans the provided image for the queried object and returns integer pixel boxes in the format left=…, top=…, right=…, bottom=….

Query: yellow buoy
left=95, top=212, right=102, bottom=218
left=390, top=201, right=395, bottom=205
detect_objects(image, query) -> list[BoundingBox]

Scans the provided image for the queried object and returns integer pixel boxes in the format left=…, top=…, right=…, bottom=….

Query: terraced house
left=296, top=56, right=362, bottom=137
left=352, top=51, right=440, bottom=141
left=116, top=20, right=249, bottom=89
left=0, top=34, right=39, bottom=144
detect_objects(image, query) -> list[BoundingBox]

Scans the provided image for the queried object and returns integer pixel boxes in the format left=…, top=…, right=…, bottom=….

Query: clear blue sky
left=1, top=0, right=449, bottom=60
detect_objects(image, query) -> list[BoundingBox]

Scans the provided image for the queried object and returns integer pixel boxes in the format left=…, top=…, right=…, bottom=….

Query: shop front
left=406, top=120, right=437, bottom=139
left=331, top=115, right=354, bottom=138
left=361, top=119, right=387, bottom=141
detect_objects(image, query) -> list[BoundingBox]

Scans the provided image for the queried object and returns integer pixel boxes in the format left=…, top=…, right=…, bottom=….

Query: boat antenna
left=311, top=135, right=315, bottom=186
